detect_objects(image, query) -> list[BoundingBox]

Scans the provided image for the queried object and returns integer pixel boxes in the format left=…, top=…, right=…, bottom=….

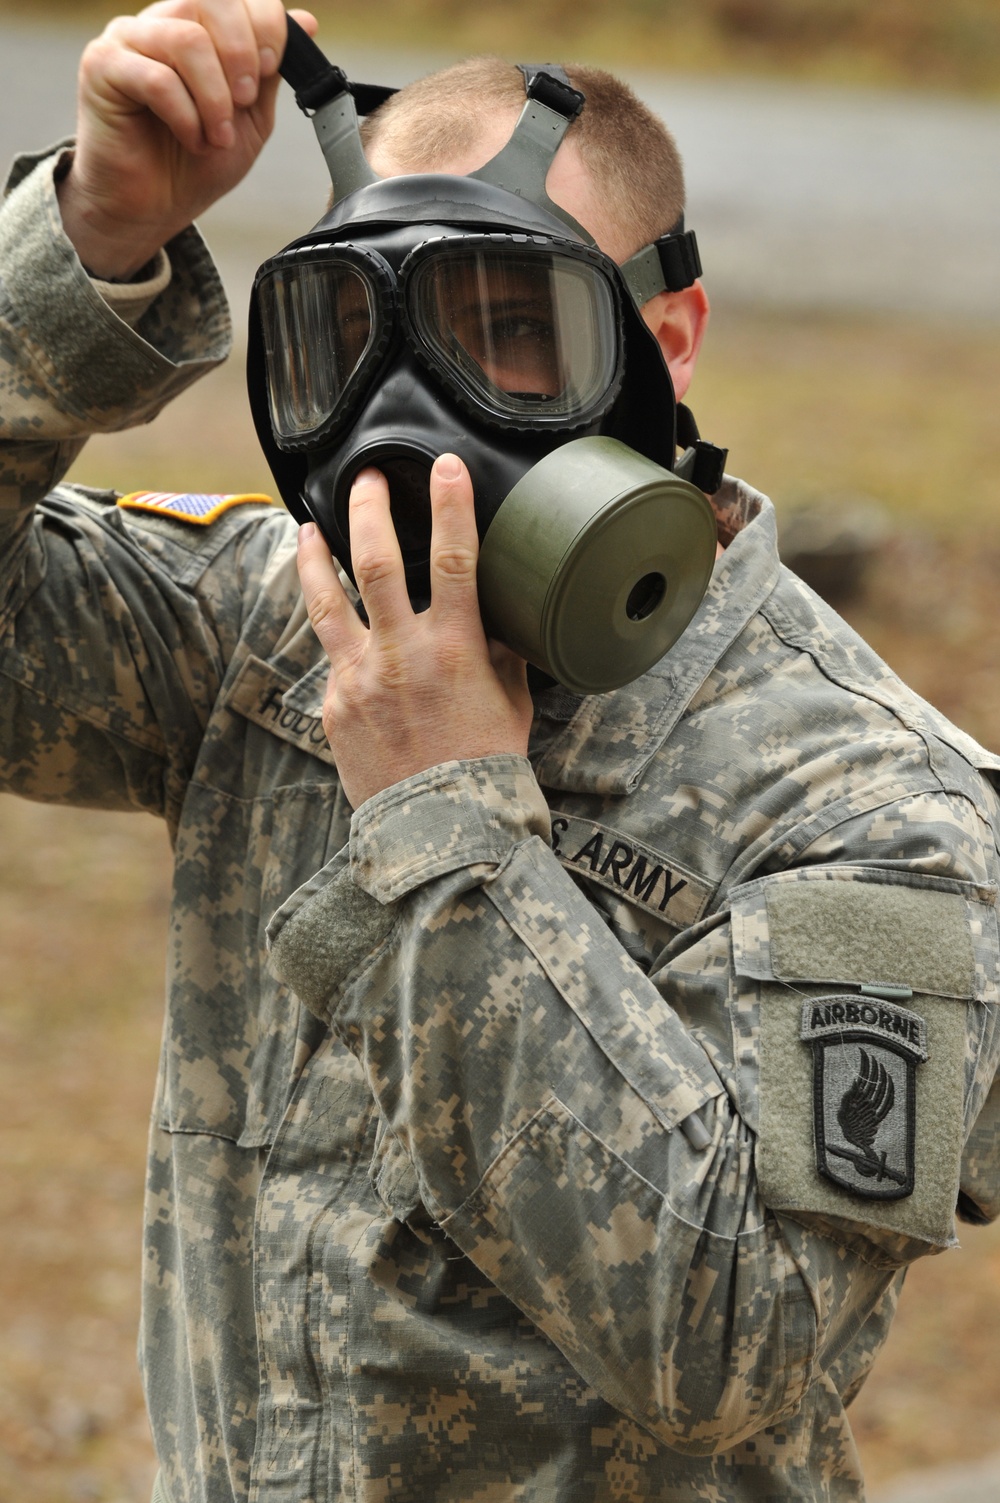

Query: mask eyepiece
left=402, top=234, right=625, bottom=432
left=255, top=231, right=626, bottom=455
left=256, top=242, right=396, bottom=450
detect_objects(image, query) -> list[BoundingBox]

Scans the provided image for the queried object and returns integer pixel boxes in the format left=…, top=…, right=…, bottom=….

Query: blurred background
left=1, top=1, right=999, bottom=1500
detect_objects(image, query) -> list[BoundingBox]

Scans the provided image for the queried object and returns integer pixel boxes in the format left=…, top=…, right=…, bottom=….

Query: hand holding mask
left=296, top=455, right=533, bottom=810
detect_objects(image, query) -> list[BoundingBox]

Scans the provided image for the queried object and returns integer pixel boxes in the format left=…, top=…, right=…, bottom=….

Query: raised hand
left=57, top=0, right=318, bottom=280
left=296, top=456, right=533, bottom=811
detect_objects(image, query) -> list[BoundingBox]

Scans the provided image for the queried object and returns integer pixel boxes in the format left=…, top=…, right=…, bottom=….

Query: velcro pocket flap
left=729, top=868, right=996, bottom=1249
left=731, top=868, right=987, bottom=1000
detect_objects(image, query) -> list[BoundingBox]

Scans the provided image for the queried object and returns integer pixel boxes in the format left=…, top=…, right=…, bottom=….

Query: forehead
left=366, top=121, right=629, bottom=264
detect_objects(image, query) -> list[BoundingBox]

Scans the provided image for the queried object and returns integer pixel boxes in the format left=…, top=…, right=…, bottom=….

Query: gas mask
left=247, top=19, right=727, bottom=694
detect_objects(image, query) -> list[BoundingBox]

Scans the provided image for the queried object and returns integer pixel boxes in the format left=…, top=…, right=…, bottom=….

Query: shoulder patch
left=117, top=491, right=273, bottom=526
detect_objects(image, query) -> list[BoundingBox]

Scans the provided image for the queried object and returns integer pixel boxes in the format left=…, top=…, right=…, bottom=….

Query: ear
left=640, top=281, right=710, bottom=401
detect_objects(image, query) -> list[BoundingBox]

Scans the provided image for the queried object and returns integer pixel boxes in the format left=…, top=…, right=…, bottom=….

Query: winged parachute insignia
left=824, top=1044, right=906, bottom=1187
left=837, top=1047, right=895, bottom=1171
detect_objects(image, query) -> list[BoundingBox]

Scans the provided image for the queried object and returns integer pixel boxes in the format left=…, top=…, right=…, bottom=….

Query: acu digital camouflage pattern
left=3, top=149, right=1000, bottom=1503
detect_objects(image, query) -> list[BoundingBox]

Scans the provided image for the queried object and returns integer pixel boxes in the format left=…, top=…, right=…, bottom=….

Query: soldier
left=1, top=2, right=998, bottom=1501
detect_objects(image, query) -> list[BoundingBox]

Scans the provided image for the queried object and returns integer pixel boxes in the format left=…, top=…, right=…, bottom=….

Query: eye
left=488, top=312, right=554, bottom=343
left=406, top=244, right=620, bottom=419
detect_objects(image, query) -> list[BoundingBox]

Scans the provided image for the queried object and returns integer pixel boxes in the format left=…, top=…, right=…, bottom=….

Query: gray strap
left=279, top=16, right=379, bottom=201
left=621, top=243, right=670, bottom=305
left=471, top=68, right=592, bottom=242
left=312, top=92, right=378, bottom=202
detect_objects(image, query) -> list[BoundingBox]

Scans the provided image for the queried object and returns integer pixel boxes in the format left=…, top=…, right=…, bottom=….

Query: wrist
left=55, top=160, right=171, bottom=282
left=349, top=755, right=550, bottom=904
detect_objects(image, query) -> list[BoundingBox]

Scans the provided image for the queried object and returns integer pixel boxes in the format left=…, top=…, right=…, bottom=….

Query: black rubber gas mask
left=248, top=21, right=726, bottom=693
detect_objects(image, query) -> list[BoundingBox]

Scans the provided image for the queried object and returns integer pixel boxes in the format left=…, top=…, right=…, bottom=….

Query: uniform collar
left=530, top=477, right=781, bottom=795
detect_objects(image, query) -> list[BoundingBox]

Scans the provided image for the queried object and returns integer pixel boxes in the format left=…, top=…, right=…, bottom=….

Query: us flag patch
left=117, top=491, right=272, bottom=525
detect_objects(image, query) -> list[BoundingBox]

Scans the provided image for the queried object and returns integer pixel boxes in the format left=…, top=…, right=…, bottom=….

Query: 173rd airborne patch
left=800, top=995, right=928, bottom=1200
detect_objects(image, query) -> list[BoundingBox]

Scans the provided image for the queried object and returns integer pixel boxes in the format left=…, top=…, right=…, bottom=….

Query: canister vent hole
left=626, top=572, right=667, bottom=621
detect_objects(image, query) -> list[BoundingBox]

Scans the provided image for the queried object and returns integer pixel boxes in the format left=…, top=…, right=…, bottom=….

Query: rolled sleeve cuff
left=1, top=143, right=231, bottom=429
left=350, top=755, right=551, bottom=904
left=91, top=246, right=172, bottom=328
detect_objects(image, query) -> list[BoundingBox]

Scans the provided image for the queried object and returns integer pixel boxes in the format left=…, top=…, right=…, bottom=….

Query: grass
left=65, top=303, right=1000, bottom=755
left=0, top=800, right=168, bottom=1503
left=63, top=298, right=1000, bottom=747
left=65, top=302, right=1000, bottom=532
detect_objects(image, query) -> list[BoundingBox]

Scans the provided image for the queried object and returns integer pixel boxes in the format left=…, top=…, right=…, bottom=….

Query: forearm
left=56, top=156, right=173, bottom=283
left=270, top=760, right=1000, bottom=1447
left=269, top=758, right=823, bottom=1450
left=0, top=145, right=231, bottom=518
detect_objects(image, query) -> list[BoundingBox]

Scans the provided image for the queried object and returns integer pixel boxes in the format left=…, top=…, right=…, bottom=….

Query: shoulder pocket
left=729, top=867, right=997, bottom=1248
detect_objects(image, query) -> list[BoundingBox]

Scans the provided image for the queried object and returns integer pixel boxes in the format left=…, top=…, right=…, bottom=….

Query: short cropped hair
left=359, top=56, right=685, bottom=259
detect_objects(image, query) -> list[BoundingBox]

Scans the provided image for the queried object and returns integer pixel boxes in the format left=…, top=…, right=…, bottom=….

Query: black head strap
left=351, top=82, right=398, bottom=117
left=280, top=16, right=348, bottom=111
left=515, top=64, right=585, bottom=120
left=621, top=216, right=702, bottom=306
left=280, top=15, right=397, bottom=116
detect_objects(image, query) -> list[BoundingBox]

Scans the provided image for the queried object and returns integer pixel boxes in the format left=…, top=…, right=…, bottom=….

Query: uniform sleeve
left=268, top=757, right=999, bottom=1452
left=0, top=145, right=280, bottom=820
left=960, top=1071, right=1000, bottom=1224
left=0, top=145, right=231, bottom=513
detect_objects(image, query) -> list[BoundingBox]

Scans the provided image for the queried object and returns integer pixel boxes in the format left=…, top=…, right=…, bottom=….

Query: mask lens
left=409, top=246, right=619, bottom=423
left=259, top=261, right=376, bottom=441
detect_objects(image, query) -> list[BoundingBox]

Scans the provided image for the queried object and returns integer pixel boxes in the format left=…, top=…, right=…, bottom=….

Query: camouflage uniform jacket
left=3, top=150, right=1000, bottom=1503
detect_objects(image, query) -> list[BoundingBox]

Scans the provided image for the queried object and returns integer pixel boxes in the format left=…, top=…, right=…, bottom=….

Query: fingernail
left=298, top=522, right=316, bottom=543
left=215, top=119, right=236, bottom=149
left=353, top=467, right=382, bottom=487
left=260, top=46, right=278, bottom=75
left=435, top=453, right=462, bottom=480
left=233, top=74, right=257, bottom=107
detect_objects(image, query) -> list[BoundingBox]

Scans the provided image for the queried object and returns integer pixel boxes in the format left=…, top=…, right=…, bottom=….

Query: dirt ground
left=2, top=305, right=999, bottom=1500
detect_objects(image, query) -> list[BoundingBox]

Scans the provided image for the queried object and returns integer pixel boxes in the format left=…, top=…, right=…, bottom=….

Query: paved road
left=2, top=17, right=1000, bottom=330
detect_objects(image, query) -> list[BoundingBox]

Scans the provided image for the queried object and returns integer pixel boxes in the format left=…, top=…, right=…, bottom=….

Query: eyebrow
left=446, top=295, right=553, bottom=322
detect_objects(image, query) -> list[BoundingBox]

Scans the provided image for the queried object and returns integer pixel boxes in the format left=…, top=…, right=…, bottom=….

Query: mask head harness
left=247, top=18, right=726, bottom=693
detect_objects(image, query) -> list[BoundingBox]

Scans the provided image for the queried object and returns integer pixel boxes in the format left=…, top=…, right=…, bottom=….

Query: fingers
left=92, top=3, right=318, bottom=150
left=140, top=0, right=260, bottom=108
left=427, top=454, right=481, bottom=626
left=296, top=522, right=365, bottom=667
left=141, top=2, right=319, bottom=92
left=200, top=0, right=283, bottom=97
left=302, top=458, right=483, bottom=669
left=91, top=18, right=236, bottom=151
left=177, top=0, right=318, bottom=100
left=347, top=469, right=413, bottom=634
